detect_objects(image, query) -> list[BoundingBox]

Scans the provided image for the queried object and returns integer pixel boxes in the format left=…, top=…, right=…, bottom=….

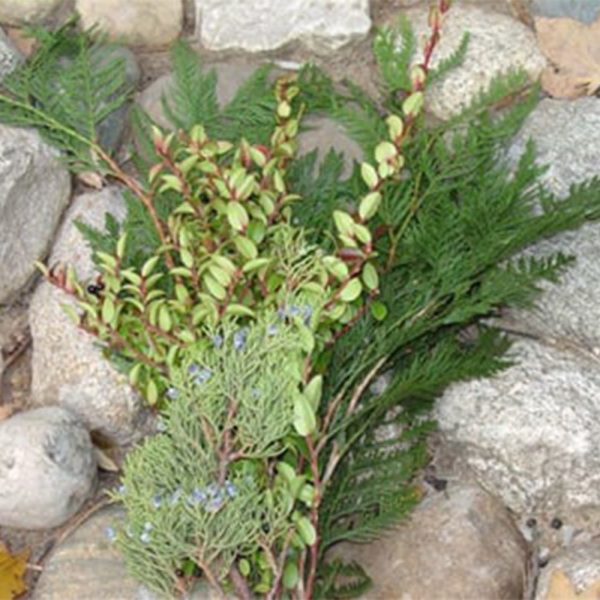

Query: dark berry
left=550, top=517, right=563, bottom=530
left=87, top=284, right=99, bottom=294
left=526, top=517, right=537, bottom=528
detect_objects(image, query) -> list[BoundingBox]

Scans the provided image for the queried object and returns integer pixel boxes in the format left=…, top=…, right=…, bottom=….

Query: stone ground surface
left=1, top=0, right=600, bottom=598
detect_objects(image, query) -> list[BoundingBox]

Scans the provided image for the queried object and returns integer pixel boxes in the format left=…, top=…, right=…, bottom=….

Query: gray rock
left=503, top=98, right=600, bottom=346
left=531, top=0, right=600, bottom=23
left=507, top=98, right=600, bottom=199
left=436, top=338, right=600, bottom=519
left=194, top=0, right=371, bottom=53
left=0, top=0, right=66, bottom=25
left=405, top=4, right=547, bottom=120
left=535, top=541, right=600, bottom=599
left=95, top=46, right=141, bottom=152
left=29, top=187, right=149, bottom=445
left=331, top=482, right=528, bottom=600
left=297, top=116, right=363, bottom=179
left=0, top=27, right=23, bottom=81
left=0, top=124, right=71, bottom=304
left=33, top=505, right=223, bottom=599
left=0, top=406, right=96, bottom=529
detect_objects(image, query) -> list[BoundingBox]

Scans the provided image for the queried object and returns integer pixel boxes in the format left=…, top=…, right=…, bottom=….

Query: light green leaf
left=204, top=274, right=227, bottom=300
left=227, top=201, right=249, bottom=232
left=362, top=262, right=379, bottom=291
left=283, top=562, right=299, bottom=590
left=234, top=236, right=258, bottom=260
left=146, top=379, right=158, bottom=405
left=158, top=305, right=172, bottom=332
left=358, top=191, right=382, bottom=221
left=304, top=375, right=323, bottom=412
left=375, top=141, right=397, bottom=164
left=333, top=210, right=355, bottom=238
left=340, top=278, right=362, bottom=302
left=370, top=300, right=388, bottom=321
left=360, top=162, right=379, bottom=189
left=141, top=256, right=160, bottom=278
left=296, top=516, right=316, bottom=546
left=293, top=393, right=316, bottom=436
left=402, top=91, right=424, bottom=118
left=101, top=297, right=115, bottom=324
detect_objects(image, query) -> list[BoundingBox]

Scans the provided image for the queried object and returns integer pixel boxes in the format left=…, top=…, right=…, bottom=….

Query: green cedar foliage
left=0, top=19, right=132, bottom=173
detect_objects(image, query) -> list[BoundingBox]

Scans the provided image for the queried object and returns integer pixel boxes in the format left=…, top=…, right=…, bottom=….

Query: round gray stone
left=29, top=187, right=149, bottom=445
left=0, top=406, right=97, bottom=529
left=0, top=124, right=71, bottom=304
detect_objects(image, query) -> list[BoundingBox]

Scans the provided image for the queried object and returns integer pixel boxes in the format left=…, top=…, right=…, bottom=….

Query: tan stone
left=75, top=0, right=183, bottom=48
left=331, top=483, right=528, bottom=600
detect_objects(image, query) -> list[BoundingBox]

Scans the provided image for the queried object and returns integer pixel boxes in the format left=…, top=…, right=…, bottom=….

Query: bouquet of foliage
left=2, top=1, right=600, bottom=597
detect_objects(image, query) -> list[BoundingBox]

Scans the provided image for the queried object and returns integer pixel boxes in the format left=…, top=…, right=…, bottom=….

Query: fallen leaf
left=535, top=15, right=600, bottom=98
left=545, top=569, right=600, bottom=600
left=94, top=446, right=120, bottom=472
left=0, top=541, right=29, bottom=599
left=77, top=171, right=105, bottom=189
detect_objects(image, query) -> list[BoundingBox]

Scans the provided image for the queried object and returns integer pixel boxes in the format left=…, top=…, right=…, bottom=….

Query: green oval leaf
left=296, top=516, right=316, bottom=546
left=362, top=262, right=379, bottom=291
left=360, top=162, right=379, bottom=190
left=370, top=300, right=388, bottom=321
left=293, top=393, right=316, bottom=437
left=283, top=561, right=299, bottom=590
left=358, top=191, right=382, bottom=221
left=227, top=201, right=249, bottom=232
left=340, top=278, right=362, bottom=303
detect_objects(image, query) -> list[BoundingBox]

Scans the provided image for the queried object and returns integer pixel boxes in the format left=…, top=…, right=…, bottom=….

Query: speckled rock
left=437, top=338, right=600, bottom=519
left=535, top=541, right=600, bottom=600
left=403, top=4, right=547, bottom=119
left=332, top=482, right=528, bottom=600
left=30, top=187, right=149, bottom=445
left=0, top=27, right=22, bottom=80
left=194, top=0, right=371, bottom=53
left=503, top=98, right=600, bottom=347
left=0, top=407, right=96, bottom=529
left=33, top=505, right=223, bottom=599
left=0, top=124, right=71, bottom=304
left=75, top=0, right=183, bottom=47
left=0, top=0, right=66, bottom=25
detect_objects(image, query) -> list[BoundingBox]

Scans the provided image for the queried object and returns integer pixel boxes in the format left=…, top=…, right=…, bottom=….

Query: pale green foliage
left=111, top=320, right=303, bottom=596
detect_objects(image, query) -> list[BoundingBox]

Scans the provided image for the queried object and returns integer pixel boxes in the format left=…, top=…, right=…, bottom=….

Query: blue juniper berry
left=166, top=387, right=179, bottom=400
left=233, top=328, right=249, bottom=351
left=212, top=333, right=224, bottom=349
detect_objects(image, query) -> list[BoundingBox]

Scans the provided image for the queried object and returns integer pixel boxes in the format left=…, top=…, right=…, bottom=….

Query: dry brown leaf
left=0, top=541, right=29, bottom=599
left=93, top=446, right=120, bottom=472
left=535, top=15, right=600, bottom=98
left=545, top=569, right=600, bottom=600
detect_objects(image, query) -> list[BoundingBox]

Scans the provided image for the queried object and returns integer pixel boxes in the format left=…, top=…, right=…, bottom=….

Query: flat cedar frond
left=161, top=40, right=219, bottom=132
left=216, top=63, right=277, bottom=144
left=427, top=32, right=470, bottom=84
left=316, top=560, right=372, bottom=599
left=0, top=20, right=131, bottom=172
left=373, top=16, right=416, bottom=93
